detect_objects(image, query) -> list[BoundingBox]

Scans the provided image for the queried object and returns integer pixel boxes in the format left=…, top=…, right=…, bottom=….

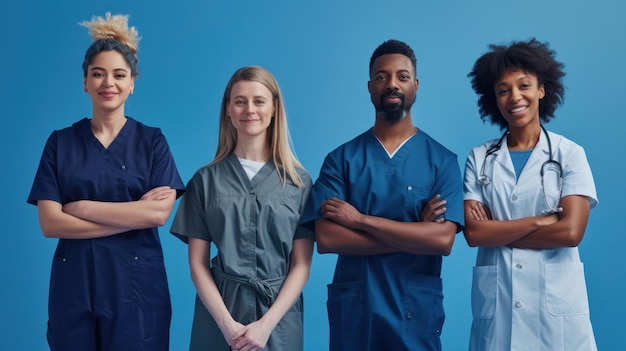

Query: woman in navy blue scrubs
left=27, top=13, right=185, bottom=350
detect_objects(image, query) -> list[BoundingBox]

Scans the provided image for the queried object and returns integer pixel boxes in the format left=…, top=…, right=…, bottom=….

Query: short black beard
left=380, top=106, right=406, bottom=121
left=377, top=90, right=407, bottom=121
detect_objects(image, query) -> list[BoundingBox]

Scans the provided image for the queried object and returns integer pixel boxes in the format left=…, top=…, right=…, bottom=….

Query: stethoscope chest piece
left=477, top=174, right=491, bottom=185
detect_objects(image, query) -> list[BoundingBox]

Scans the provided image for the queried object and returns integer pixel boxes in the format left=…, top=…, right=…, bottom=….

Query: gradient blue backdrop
left=2, top=0, right=624, bottom=349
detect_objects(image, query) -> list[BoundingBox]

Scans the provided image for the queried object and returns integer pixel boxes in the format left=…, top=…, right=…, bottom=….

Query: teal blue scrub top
left=300, top=129, right=464, bottom=351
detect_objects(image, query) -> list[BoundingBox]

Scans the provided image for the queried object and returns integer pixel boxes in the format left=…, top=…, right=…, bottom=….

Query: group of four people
left=27, top=12, right=598, bottom=351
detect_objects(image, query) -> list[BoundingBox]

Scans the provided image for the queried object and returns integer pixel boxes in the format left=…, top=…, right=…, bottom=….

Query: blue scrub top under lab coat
left=301, top=128, right=464, bottom=351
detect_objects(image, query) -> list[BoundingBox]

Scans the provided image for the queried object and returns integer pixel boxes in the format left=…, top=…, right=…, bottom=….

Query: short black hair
left=82, top=39, right=139, bottom=77
left=468, top=38, right=565, bottom=129
left=369, top=39, right=417, bottom=76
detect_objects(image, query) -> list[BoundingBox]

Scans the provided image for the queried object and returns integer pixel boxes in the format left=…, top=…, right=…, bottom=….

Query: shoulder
left=45, top=118, right=90, bottom=144
left=295, top=166, right=312, bottom=186
left=126, top=116, right=163, bottom=135
left=468, top=137, right=501, bottom=157
left=295, top=165, right=311, bottom=179
left=333, top=130, right=372, bottom=151
left=548, top=131, right=584, bottom=152
left=415, top=129, right=458, bottom=159
left=325, top=129, right=373, bottom=157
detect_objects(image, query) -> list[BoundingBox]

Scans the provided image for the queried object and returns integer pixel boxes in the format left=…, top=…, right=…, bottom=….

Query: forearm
left=356, top=215, right=456, bottom=256
left=463, top=215, right=551, bottom=247
left=508, top=225, right=580, bottom=249
left=38, top=200, right=129, bottom=239
left=188, top=239, right=235, bottom=330
left=463, top=200, right=557, bottom=247
left=508, top=195, right=590, bottom=249
left=64, top=194, right=175, bottom=229
left=315, top=219, right=397, bottom=255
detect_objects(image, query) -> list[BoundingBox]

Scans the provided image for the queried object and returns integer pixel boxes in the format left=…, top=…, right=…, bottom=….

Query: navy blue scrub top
left=28, top=117, right=186, bottom=253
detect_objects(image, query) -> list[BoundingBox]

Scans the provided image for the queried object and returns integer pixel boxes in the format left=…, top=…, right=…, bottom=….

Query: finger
left=471, top=208, right=481, bottom=220
left=428, top=194, right=441, bottom=204
left=471, top=203, right=484, bottom=217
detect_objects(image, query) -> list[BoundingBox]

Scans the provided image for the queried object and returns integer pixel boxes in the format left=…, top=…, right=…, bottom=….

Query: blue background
left=2, top=0, right=624, bottom=349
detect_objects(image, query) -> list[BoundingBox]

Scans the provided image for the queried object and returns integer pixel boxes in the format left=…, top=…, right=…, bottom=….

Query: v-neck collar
left=368, top=128, right=424, bottom=161
left=227, top=153, right=276, bottom=191
left=81, top=117, right=134, bottom=153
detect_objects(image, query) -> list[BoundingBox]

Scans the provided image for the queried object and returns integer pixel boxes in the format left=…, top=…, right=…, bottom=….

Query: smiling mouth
left=509, top=106, right=528, bottom=113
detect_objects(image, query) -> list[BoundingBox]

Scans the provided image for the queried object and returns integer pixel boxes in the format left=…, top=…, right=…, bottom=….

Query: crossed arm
left=37, top=186, right=177, bottom=239
left=189, top=237, right=313, bottom=351
left=315, top=195, right=457, bottom=256
left=463, top=194, right=591, bottom=249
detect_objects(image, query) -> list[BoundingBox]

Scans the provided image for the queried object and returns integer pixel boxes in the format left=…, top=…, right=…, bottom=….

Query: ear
left=414, top=78, right=419, bottom=92
left=130, top=77, right=135, bottom=95
left=539, top=84, right=545, bottom=99
left=367, top=80, right=372, bottom=94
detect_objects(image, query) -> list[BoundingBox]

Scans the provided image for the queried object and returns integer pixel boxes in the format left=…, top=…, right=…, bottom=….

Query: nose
left=510, top=87, right=522, bottom=101
left=102, top=74, right=114, bottom=87
left=386, top=76, right=399, bottom=90
left=244, top=101, right=255, bottom=114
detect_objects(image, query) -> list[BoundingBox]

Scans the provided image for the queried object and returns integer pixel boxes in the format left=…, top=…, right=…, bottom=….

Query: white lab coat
left=463, top=130, right=598, bottom=351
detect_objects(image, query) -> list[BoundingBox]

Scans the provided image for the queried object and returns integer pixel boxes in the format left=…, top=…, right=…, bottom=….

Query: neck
left=372, top=114, right=417, bottom=154
left=90, top=107, right=126, bottom=131
left=372, top=113, right=416, bottom=141
left=233, top=137, right=271, bottom=162
left=507, top=124, right=541, bottom=150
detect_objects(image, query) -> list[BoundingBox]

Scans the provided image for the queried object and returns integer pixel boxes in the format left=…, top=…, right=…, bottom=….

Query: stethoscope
left=478, top=124, right=564, bottom=214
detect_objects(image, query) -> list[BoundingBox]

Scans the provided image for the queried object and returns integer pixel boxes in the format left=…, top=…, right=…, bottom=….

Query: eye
left=520, top=83, right=531, bottom=90
left=255, top=99, right=266, bottom=105
left=496, top=89, right=509, bottom=97
left=374, top=74, right=387, bottom=81
left=400, top=74, right=411, bottom=81
left=91, top=72, right=104, bottom=78
left=234, top=99, right=246, bottom=105
left=115, top=73, right=127, bottom=79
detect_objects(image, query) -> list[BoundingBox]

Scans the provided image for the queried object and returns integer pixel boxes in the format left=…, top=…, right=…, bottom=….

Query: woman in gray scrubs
left=170, top=66, right=313, bottom=351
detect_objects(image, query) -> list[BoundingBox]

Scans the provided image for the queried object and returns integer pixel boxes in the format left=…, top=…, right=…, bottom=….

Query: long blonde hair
left=213, top=66, right=305, bottom=188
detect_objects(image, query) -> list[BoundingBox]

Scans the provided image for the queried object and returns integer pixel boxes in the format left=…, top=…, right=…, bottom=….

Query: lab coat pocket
left=327, top=281, right=363, bottom=346
left=545, top=262, right=590, bottom=316
left=405, top=274, right=444, bottom=336
left=471, top=265, right=497, bottom=319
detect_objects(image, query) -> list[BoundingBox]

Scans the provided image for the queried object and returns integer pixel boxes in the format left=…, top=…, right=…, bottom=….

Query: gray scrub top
left=171, top=152, right=312, bottom=300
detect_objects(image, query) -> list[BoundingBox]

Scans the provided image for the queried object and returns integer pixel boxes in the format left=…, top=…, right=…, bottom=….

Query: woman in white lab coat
left=463, top=38, right=598, bottom=351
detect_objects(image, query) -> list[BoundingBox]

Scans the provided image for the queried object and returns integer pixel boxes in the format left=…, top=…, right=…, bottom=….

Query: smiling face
left=494, top=69, right=545, bottom=130
left=368, top=53, right=418, bottom=121
left=227, top=80, right=275, bottom=141
left=83, top=50, right=135, bottom=115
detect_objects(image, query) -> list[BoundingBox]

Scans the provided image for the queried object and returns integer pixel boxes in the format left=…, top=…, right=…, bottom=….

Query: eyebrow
left=496, top=76, right=531, bottom=86
left=232, top=95, right=269, bottom=100
left=89, top=67, right=130, bottom=73
left=373, top=69, right=412, bottom=76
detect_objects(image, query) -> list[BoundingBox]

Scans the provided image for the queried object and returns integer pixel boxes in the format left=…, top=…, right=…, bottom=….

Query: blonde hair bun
left=80, top=12, right=140, bottom=54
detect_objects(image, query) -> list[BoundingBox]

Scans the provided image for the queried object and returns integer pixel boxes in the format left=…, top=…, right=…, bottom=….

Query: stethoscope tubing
left=478, top=124, right=562, bottom=186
